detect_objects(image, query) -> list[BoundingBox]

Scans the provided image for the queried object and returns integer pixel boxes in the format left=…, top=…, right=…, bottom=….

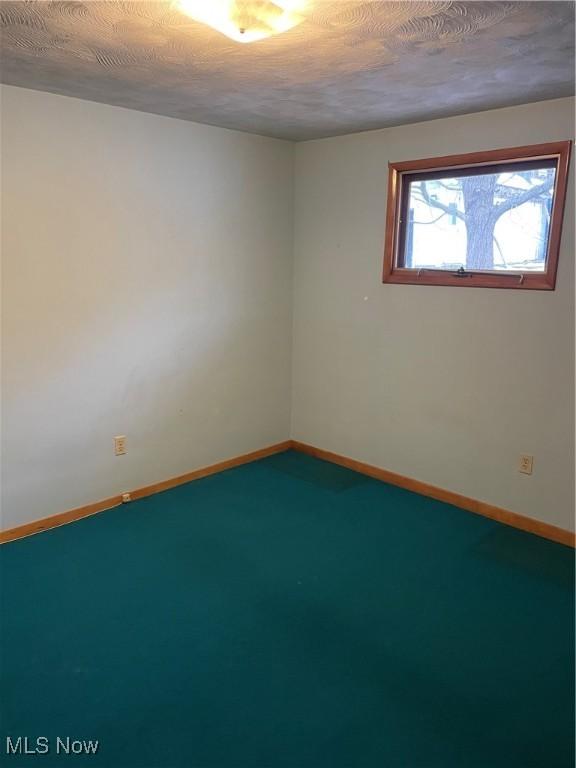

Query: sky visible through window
left=404, top=166, right=556, bottom=272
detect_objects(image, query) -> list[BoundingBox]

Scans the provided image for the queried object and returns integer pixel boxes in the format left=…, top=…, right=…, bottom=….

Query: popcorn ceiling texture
left=0, top=1, right=574, bottom=140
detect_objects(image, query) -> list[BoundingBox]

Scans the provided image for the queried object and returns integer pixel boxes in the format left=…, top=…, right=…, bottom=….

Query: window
left=383, top=142, right=572, bottom=289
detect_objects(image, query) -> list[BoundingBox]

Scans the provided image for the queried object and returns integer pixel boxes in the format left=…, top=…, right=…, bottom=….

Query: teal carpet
left=1, top=450, right=574, bottom=767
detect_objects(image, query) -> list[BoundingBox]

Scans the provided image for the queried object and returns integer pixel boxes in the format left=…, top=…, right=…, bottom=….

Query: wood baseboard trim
left=290, top=441, right=575, bottom=548
left=3, top=439, right=572, bottom=548
left=0, top=496, right=124, bottom=546
left=0, top=440, right=292, bottom=545
left=129, top=441, right=292, bottom=501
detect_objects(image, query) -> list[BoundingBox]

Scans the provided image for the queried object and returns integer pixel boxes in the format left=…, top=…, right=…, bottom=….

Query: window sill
left=382, top=268, right=555, bottom=290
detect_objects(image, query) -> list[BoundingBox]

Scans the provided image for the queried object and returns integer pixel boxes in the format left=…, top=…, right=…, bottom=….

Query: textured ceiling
left=0, top=1, right=574, bottom=141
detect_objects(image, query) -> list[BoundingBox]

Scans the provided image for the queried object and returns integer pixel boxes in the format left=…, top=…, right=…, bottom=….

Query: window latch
left=453, top=266, right=473, bottom=278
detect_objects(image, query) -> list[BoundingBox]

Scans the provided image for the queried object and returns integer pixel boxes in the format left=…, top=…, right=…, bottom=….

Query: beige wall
left=292, top=98, right=575, bottom=531
left=1, top=85, right=294, bottom=529
left=2, top=88, right=574, bottom=534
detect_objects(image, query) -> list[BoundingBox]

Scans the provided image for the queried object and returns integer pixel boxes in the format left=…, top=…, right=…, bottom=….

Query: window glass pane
left=403, top=166, right=556, bottom=272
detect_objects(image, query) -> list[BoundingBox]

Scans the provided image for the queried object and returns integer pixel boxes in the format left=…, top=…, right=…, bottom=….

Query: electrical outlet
left=114, top=435, right=126, bottom=456
left=519, top=454, right=533, bottom=475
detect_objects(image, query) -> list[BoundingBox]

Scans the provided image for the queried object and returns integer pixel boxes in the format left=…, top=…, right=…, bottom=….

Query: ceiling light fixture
left=177, top=0, right=306, bottom=44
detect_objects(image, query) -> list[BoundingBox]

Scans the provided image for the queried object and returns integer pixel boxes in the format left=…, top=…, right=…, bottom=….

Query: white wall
left=1, top=85, right=294, bottom=529
left=292, top=98, right=575, bottom=532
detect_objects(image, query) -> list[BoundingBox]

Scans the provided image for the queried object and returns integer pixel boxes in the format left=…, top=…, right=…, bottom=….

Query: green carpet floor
left=1, top=450, right=574, bottom=767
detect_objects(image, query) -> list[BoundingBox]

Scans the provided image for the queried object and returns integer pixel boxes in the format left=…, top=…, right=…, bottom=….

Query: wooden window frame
left=382, top=141, right=572, bottom=290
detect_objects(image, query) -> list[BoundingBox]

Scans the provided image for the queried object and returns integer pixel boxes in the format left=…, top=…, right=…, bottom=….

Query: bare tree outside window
left=383, top=142, right=571, bottom=290
left=405, top=166, right=555, bottom=272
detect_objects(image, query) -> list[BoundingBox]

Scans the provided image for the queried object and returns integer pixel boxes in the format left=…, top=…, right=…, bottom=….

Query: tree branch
left=413, top=212, right=446, bottom=225
left=417, top=182, right=465, bottom=221
left=494, top=177, right=554, bottom=216
left=493, top=234, right=507, bottom=267
left=436, top=181, right=461, bottom=192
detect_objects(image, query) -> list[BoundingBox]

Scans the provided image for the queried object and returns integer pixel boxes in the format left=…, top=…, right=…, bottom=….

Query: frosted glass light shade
left=178, top=0, right=306, bottom=43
